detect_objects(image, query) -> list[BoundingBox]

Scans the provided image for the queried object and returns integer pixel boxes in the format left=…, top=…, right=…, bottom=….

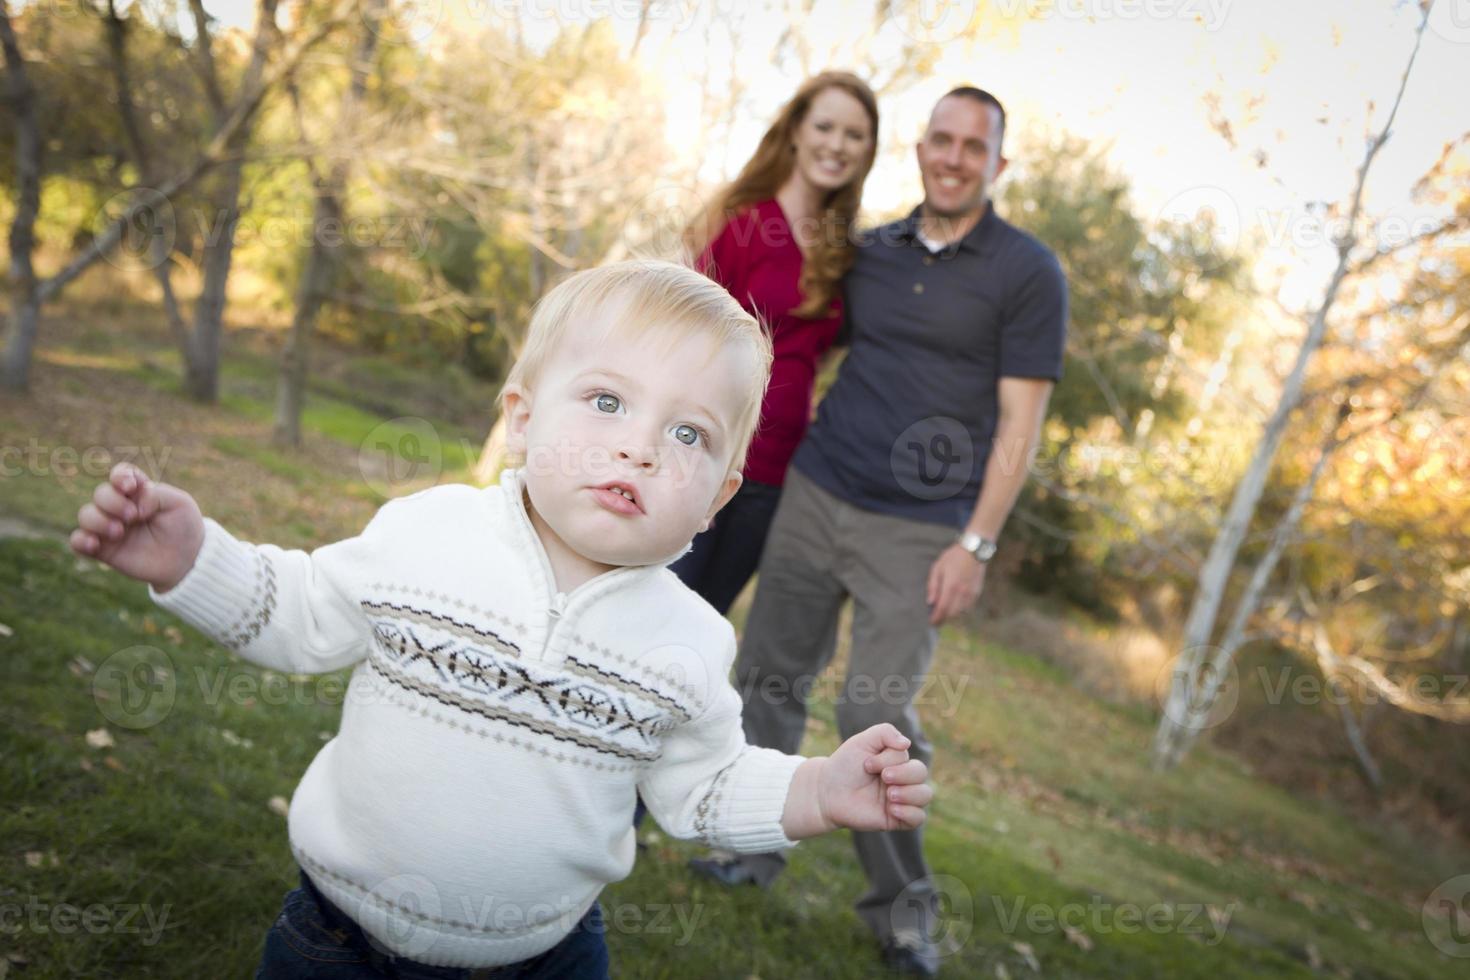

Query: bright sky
left=178, top=0, right=1470, bottom=305
left=649, top=0, right=1469, bottom=308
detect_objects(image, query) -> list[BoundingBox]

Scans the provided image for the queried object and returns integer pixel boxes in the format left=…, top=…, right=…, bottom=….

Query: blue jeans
left=255, top=870, right=610, bottom=979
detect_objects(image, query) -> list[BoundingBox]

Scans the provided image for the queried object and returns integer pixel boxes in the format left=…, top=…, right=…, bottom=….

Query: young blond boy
left=71, top=260, right=933, bottom=978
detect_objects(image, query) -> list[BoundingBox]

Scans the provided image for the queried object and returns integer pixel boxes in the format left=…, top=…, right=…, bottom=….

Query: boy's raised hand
left=70, top=462, right=205, bottom=593
left=817, top=722, right=933, bottom=833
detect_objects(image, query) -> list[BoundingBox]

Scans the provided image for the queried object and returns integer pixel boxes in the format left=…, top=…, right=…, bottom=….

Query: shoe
left=687, top=855, right=766, bottom=888
left=880, top=934, right=941, bottom=977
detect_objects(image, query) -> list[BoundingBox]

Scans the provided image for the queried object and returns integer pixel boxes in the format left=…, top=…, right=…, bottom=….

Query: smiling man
left=690, top=87, right=1069, bottom=977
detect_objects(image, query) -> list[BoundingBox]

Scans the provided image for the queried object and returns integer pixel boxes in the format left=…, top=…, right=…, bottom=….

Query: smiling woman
left=672, top=70, right=880, bottom=617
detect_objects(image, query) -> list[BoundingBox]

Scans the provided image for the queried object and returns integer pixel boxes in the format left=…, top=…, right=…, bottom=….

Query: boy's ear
left=700, top=470, right=743, bottom=533
left=501, top=384, right=532, bottom=455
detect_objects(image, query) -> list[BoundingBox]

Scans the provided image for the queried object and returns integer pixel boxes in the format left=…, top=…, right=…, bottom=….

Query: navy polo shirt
left=791, top=202, right=1068, bottom=528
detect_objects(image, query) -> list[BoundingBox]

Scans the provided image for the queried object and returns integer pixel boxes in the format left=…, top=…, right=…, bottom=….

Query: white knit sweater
left=149, top=467, right=803, bottom=967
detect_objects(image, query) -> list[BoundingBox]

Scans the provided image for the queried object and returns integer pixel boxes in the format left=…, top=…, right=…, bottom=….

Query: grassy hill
left=2, top=294, right=1466, bottom=978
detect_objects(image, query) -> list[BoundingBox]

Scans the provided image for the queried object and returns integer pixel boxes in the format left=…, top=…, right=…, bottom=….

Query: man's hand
left=926, top=543, right=986, bottom=625
left=780, top=723, right=933, bottom=839
left=70, top=462, right=205, bottom=593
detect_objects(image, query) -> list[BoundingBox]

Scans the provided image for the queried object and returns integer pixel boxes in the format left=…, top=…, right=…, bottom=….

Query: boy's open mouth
left=591, top=481, right=644, bottom=515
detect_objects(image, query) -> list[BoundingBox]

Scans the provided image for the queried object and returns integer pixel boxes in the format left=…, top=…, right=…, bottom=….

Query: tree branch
left=36, top=0, right=347, bottom=305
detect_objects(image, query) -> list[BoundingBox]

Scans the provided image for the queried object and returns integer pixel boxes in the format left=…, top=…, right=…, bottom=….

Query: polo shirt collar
left=899, top=200, right=1001, bottom=258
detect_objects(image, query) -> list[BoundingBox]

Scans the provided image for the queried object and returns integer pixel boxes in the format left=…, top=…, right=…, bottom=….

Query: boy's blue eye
left=595, top=393, right=621, bottom=413
left=673, top=424, right=700, bottom=446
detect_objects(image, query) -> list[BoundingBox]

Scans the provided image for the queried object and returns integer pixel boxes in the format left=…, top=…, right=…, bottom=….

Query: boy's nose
left=616, top=441, right=661, bottom=471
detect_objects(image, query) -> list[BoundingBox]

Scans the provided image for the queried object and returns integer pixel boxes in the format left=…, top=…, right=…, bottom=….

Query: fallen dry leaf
left=218, top=729, right=254, bottom=749
left=1011, top=941, right=1040, bottom=971
left=84, top=728, right=115, bottom=750
left=1063, top=924, right=1094, bottom=951
left=0, top=622, right=13, bottom=638
left=24, top=851, right=43, bottom=868
left=268, top=796, right=290, bottom=818
left=1288, top=889, right=1320, bottom=912
left=103, top=756, right=126, bottom=772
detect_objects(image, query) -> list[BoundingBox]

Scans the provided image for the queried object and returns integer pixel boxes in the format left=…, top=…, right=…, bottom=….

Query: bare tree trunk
left=1, top=0, right=346, bottom=392
left=1, top=0, right=42, bottom=391
left=184, top=0, right=278, bottom=403
left=273, top=0, right=380, bottom=447
left=274, top=190, right=340, bottom=446
left=1301, top=612, right=1385, bottom=795
left=1335, top=688, right=1385, bottom=797
left=1161, top=329, right=1458, bottom=765
left=187, top=160, right=242, bottom=400
left=1155, top=407, right=1346, bottom=767
left=628, top=0, right=653, bottom=58
left=1151, top=6, right=1433, bottom=769
left=103, top=0, right=196, bottom=367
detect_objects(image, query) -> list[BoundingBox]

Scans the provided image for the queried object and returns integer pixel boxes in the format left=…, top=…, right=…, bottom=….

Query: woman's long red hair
left=689, top=71, right=879, bottom=319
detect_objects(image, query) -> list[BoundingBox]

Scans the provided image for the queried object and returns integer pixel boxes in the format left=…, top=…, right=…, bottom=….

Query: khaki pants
left=732, top=467, right=958, bottom=941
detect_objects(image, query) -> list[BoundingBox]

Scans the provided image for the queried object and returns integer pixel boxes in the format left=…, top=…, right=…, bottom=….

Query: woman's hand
left=70, top=462, right=205, bottom=593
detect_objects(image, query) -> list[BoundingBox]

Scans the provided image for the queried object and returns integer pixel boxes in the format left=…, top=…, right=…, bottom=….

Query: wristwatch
left=958, top=531, right=997, bottom=563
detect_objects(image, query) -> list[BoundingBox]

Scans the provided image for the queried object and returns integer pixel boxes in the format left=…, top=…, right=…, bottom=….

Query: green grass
left=132, top=346, right=484, bottom=475
left=3, top=315, right=1467, bottom=977
left=3, top=532, right=1464, bottom=978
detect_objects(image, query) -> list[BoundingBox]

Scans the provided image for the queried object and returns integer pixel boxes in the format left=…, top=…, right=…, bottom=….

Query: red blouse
left=697, top=198, right=844, bottom=487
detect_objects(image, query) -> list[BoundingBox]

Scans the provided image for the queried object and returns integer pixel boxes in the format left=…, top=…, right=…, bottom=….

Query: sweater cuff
left=713, top=746, right=806, bottom=854
left=148, top=518, right=265, bottom=644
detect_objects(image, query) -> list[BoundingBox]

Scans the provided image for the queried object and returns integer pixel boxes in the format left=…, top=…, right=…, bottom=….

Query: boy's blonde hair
left=499, top=259, right=774, bottom=472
